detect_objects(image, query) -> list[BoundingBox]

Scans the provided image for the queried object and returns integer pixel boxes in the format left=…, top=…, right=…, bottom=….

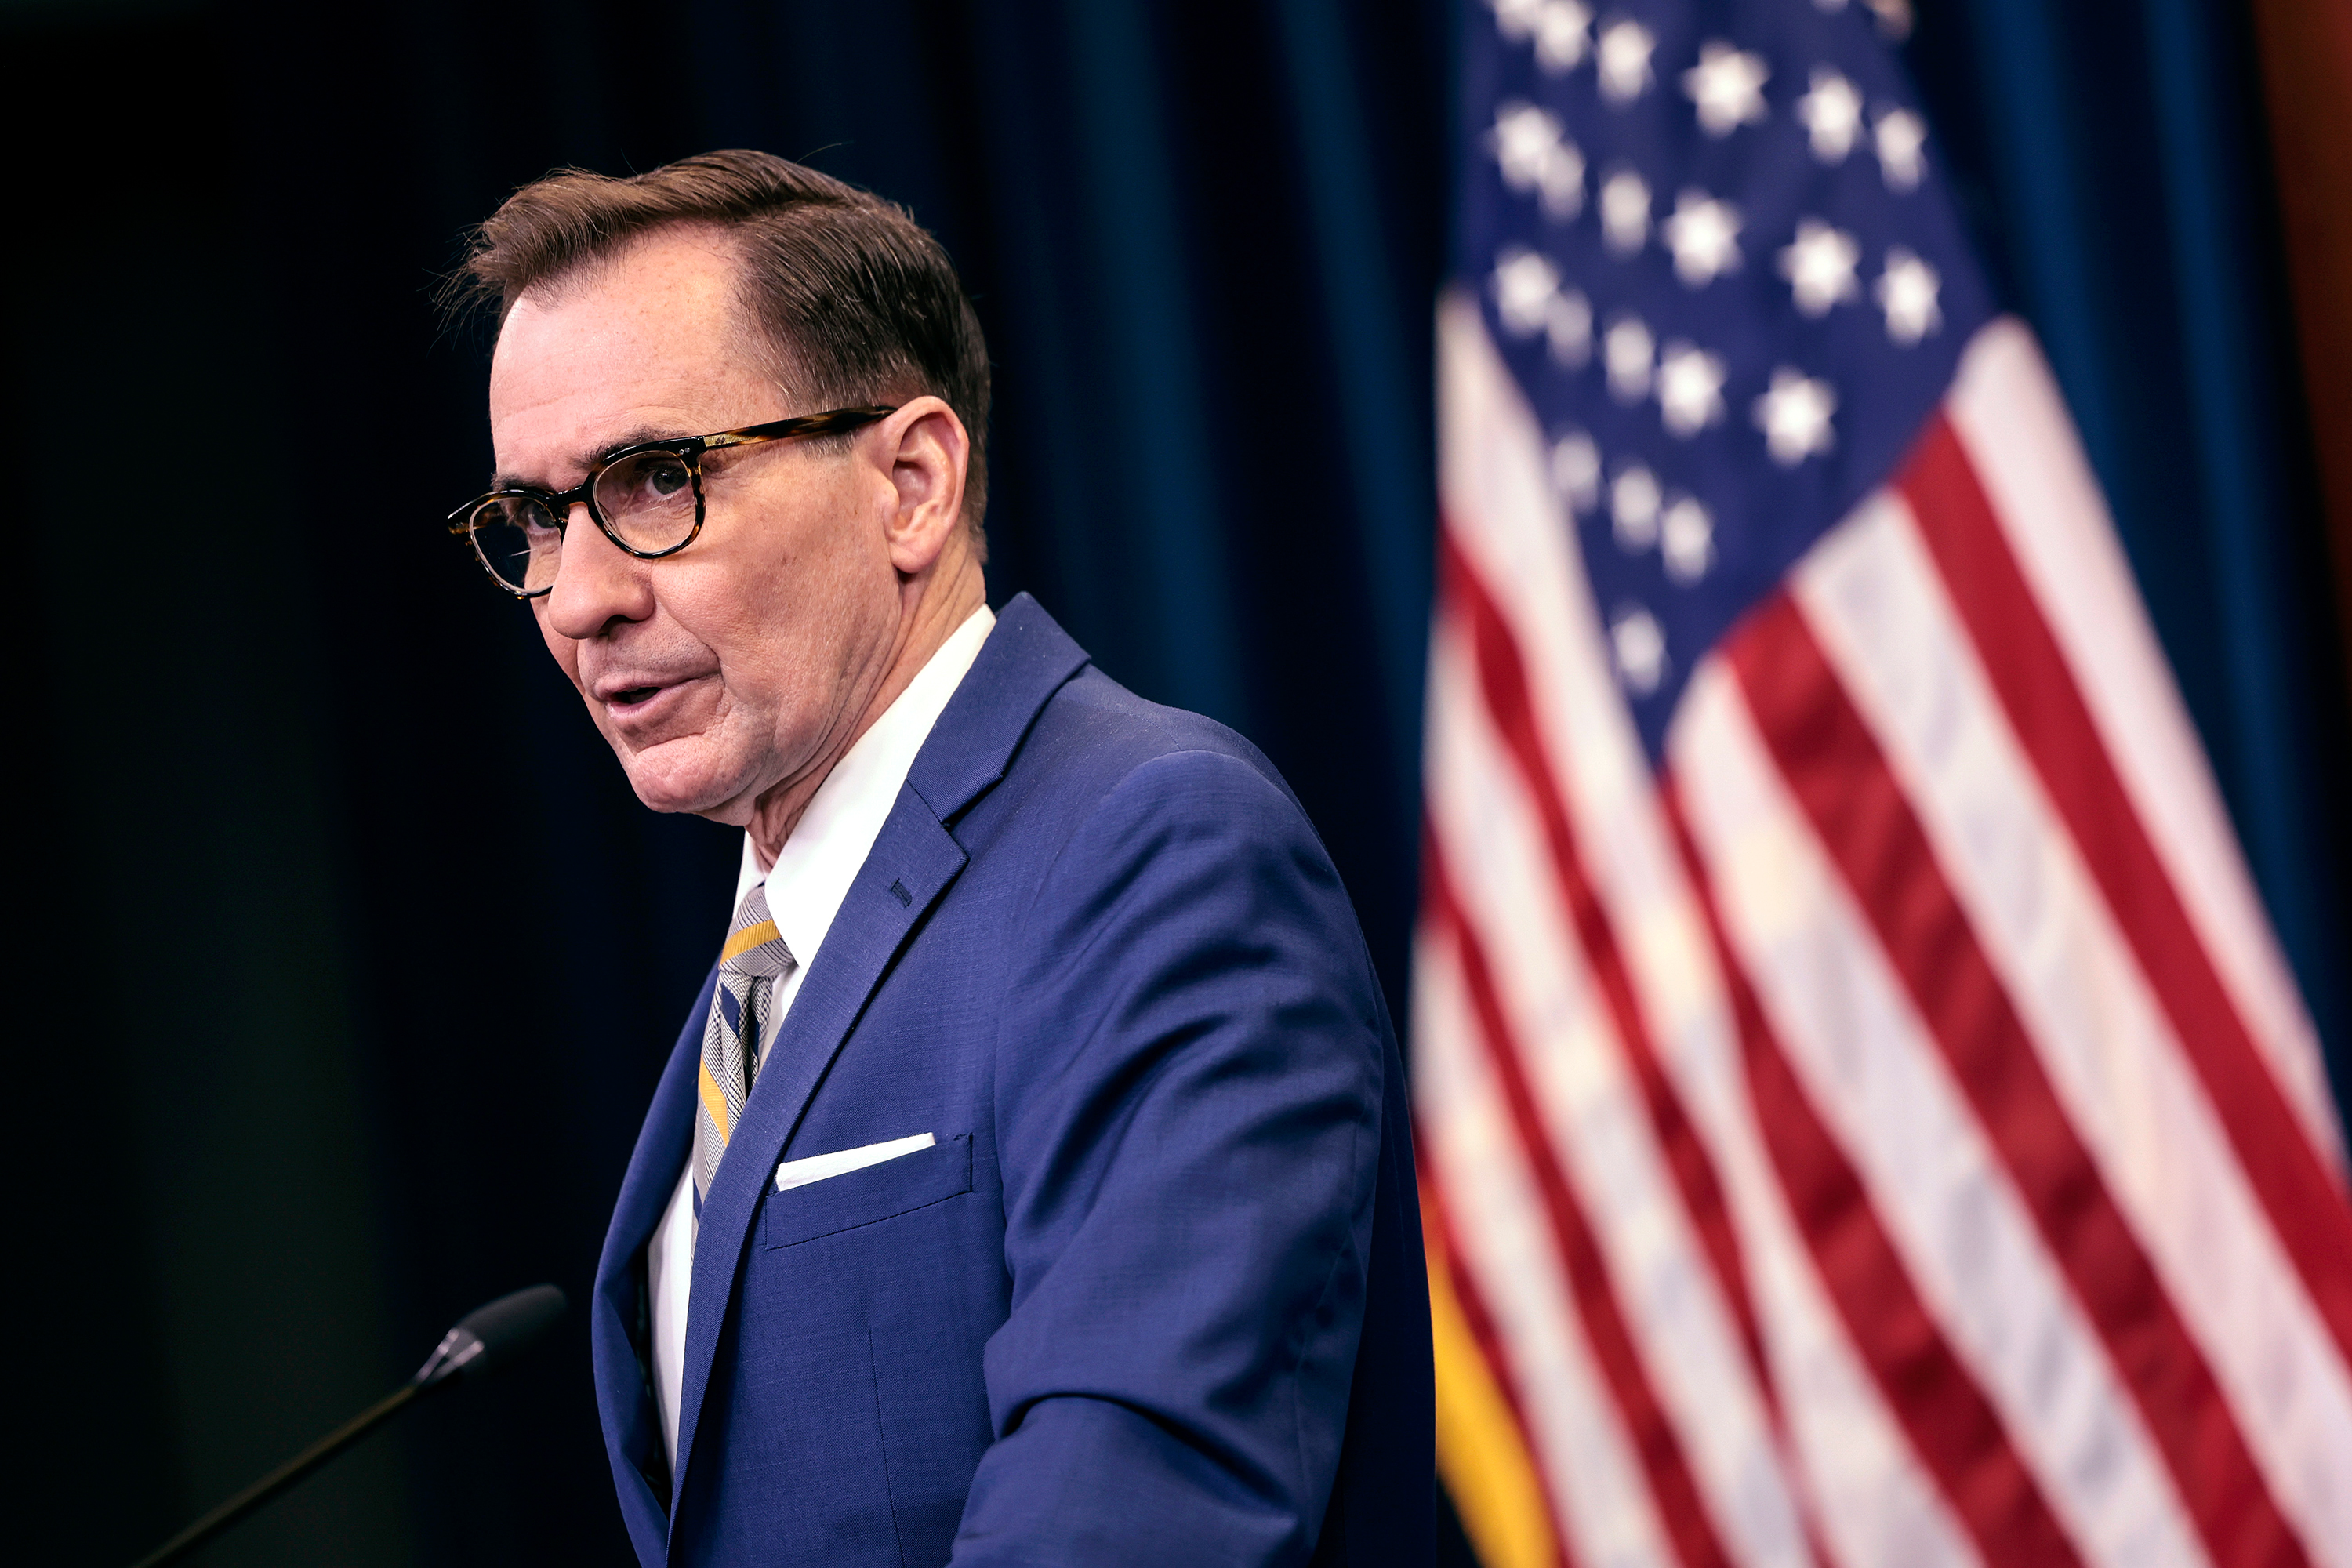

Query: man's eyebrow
left=488, top=424, right=691, bottom=491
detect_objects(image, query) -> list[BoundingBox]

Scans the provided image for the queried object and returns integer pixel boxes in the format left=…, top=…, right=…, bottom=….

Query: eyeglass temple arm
left=701, top=405, right=899, bottom=452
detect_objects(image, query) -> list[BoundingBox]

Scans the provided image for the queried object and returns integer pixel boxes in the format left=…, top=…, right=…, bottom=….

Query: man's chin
left=619, top=753, right=756, bottom=822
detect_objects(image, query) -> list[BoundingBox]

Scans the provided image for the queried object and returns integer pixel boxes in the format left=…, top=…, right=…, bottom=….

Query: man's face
left=488, top=229, right=904, bottom=823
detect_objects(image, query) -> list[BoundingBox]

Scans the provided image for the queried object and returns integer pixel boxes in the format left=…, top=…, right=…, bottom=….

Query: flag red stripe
left=1897, top=417, right=2352, bottom=1363
left=1660, top=780, right=2088, bottom=1568
left=1439, top=529, right=1776, bottom=1405
left=1421, top=1159, right=1581, bottom=1568
left=1727, top=593, right=2310, bottom=1568
left=1423, top=833, right=1737, bottom=1568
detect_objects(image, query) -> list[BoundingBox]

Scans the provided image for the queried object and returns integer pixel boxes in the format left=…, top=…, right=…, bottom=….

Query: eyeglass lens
left=595, top=450, right=699, bottom=550
left=466, top=449, right=699, bottom=594
left=468, top=495, right=561, bottom=595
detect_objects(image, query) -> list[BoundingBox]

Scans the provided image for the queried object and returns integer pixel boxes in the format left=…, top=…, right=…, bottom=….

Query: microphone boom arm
left=126, top=1283, right=566, bottom=1568
left=129, top=1381, right=424, bottom=1568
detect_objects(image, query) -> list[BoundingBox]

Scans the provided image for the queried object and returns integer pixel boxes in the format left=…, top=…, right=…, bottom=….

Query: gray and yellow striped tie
left=693, top=882, right=797, bottom=1207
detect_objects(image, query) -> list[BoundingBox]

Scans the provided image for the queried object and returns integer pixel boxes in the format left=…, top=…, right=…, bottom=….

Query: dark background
left=5, top=1, right=2342, bottom=1565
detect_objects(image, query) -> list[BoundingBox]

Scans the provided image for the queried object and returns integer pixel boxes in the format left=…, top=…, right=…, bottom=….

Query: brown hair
left=448, top=149, right=992, bottom=546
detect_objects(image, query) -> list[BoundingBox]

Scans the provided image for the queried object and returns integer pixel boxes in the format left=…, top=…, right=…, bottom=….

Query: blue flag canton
left=1460, top=0, right=1995, bottom=760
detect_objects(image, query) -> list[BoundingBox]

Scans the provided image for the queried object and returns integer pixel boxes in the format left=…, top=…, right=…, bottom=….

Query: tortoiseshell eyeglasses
left=446, top=405, right=899, bottom=598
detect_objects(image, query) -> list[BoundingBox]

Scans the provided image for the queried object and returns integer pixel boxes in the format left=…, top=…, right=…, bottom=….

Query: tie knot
left=720, top=883, right=797, bottom=981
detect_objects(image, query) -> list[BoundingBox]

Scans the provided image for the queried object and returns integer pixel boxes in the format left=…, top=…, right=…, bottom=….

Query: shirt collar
left=731, top=604, right=996, bottom=968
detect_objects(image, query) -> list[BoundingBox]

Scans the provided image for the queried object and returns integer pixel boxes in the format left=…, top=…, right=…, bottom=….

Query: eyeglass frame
left=445, top=403, right=902, bottom=599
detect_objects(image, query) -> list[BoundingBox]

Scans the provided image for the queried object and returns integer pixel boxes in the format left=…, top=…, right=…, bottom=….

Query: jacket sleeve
left=949, top=747, right=1388, bottom=1566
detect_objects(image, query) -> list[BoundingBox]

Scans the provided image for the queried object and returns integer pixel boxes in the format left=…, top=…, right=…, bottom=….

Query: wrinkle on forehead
left=488, top=227, right=782, bottom=491
left=498, top=219, right=820, bottom=419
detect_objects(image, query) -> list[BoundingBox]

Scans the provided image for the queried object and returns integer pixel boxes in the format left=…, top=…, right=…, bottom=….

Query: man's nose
left=543, top=502, right=655, bottom=640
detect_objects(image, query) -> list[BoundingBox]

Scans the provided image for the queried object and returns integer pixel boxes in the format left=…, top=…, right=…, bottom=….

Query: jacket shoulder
left=1006, top=666, right=1301, bottom=820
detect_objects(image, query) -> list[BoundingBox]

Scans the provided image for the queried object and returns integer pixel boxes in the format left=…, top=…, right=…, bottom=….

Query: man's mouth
left=592, top=670, right=710, bottom=720
left=594, top=674, right=678, bottom=708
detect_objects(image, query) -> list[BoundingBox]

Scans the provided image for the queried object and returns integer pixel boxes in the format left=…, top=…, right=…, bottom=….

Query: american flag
left=1414, top=2, right=2352, bottom=1566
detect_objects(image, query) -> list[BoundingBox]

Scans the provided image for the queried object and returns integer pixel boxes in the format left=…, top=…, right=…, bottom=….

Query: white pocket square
left=775, top=1132, right=936, bottom=1192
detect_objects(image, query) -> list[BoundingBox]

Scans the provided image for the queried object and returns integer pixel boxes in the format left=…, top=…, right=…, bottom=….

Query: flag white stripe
left=1944, top=325, right=2342, bottom=1166
left=1414, top=921, right=1681, bottom=1568
left=1427, top=614, right=1812, bottom=1568
left=1671, top=659, right=2210, bottom=1568
left=1791, top=495, right=2352, bottom=1565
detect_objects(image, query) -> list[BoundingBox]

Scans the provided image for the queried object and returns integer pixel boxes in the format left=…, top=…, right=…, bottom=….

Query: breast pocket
left=762, top=1132, right=975, bottom=1251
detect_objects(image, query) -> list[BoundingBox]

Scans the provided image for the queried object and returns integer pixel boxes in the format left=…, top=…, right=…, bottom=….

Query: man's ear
left=879, top=396, right=970, bottom=575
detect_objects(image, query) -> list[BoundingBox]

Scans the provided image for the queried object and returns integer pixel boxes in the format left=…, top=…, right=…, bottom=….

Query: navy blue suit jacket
left=590, top=596, right=1432, bottom=1566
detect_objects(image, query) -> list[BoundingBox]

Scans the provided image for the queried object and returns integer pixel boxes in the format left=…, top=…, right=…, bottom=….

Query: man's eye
left=617, top=456, right=690, bottom=499
left=604, top=455, right=692, bottom=509
left=491, top=498, right=560, bottom=537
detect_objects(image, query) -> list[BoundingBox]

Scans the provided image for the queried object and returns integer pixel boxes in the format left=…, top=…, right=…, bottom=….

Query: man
left=445, top=150, right=1430, bottom=1566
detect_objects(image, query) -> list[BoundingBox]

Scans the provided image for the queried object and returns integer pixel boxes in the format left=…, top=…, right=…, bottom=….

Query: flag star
left=1610, top=605, right=1668, bottom=695
left=1490, top=103, right=1585, bottom=220
left=1657, top=340, right=1727, bottom=436
left=1491, top=0, right=1546, bottom=40
left=1534, top=0, right=1594, bottom=72
left=1546, top=288, right=1594, bottom=367
left=1661, top=495, right=1715, bottom=583
left=1779, top=219, right=1861, bottom=316
left=1492, top=102, right=1561, bottom=187
left=1875, top=247, right=1942, bottom=344
left=1683, top=42, right=1769, bottom=136
left=1600, top=169, right=1651, bottom=255
left=1493, top=248, right=1561, bottom=336
left=1596, top=18, right=1656, bottom=105
left=1538, top=147, right=1586, bottom=219
left=1604, top=314, right=1654, bottom=402
left=1754, top=367, right=1837, bottom=465
left=1661, top=190, right=1742, bottom=286
left=1612, top=464, right=1661, bottom=548
left=1874, top=107, right=1927, bottom=191
left=1795, top=67, right=1864, bottom=162
left=1552, top=429, right=1602, bottom=513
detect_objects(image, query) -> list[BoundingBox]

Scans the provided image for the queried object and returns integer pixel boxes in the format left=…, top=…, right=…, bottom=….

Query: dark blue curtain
left=5, top=2, right=2339, bottom=1567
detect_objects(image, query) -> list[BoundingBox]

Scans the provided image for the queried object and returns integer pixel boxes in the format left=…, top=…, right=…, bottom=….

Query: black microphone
left=129, top=1284, right=568, bottom=1568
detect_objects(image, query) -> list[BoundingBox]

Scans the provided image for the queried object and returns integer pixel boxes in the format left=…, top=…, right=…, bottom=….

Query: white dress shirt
left=648, top=605, right=995, bottom=1469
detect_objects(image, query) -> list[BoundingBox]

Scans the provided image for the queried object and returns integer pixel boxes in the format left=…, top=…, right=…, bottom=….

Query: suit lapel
left=670, top=791, right=969, bottom=1519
